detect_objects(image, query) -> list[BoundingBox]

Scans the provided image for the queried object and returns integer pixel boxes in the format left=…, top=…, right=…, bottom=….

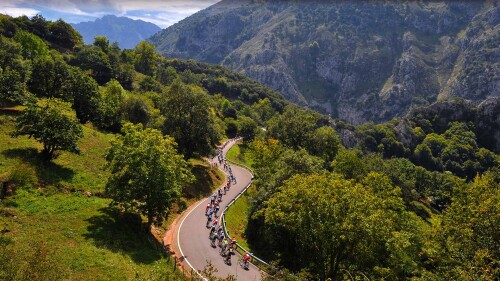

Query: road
left=173, top=139, right=262, bottom=280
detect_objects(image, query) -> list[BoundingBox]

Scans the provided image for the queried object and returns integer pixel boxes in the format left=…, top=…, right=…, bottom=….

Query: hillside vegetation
left=150, top=0, right=499, bottom=124
left=0, top=13, right=498, bottom=281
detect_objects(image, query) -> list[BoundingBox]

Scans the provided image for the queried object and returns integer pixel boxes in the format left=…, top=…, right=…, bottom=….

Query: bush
left=1, top=163, right=37, bottom=198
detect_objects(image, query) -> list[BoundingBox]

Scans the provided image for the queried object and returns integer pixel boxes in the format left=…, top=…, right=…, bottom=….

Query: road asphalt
left=174, top=139, right=262, bottom=280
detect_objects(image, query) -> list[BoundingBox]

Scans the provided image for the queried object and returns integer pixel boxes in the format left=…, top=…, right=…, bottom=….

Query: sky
left=0, top=0, right=220, bottom=28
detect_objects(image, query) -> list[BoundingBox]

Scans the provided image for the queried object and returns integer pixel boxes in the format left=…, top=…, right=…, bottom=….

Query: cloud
left=0, top=0, right=220, bottom=27
left=0, top=5, right=39, bottom=17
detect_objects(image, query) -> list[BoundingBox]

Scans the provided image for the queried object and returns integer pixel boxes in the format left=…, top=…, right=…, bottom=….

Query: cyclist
left=209, top=223, right=217, bottom=237
left=215, top=205, right=220, bottom=216
left=221, top=238, right=228, bottom=255
left=230, top=237, right=237, bottom=250
left=210, top=232, right=217, bottom=248
left=242, top=252, right=251, bottom=269
left=224, top=250, right=232, bottom=265
left=205, top=203, right=211, bottom=215
left=218, top=232, right=225, bottom=247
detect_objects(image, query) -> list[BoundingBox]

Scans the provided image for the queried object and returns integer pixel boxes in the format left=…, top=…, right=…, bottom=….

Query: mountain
left=72, top=15, right=161, bottom=49
left=149, top=0, right=499, bottom=124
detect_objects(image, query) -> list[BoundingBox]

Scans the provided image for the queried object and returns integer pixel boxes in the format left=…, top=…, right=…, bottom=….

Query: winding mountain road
left=167, top=139, right=262, bottom=280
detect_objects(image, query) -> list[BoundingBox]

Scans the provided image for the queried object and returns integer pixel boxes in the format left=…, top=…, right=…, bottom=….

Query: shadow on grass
left=2, top=148, right=75, bottom=185
left=183, top=165, right=221, bottom=199
left=84, top=206, right=161, bottom=264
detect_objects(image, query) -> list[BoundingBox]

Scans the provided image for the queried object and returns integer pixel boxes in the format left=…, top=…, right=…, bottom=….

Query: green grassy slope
left=0, top=110, right=186, bottom=280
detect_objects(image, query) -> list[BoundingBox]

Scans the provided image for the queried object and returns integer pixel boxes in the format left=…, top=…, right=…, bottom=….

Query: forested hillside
left=150, top=0, right=499, bottom=124
left=0, top=13, right=498, bottom=281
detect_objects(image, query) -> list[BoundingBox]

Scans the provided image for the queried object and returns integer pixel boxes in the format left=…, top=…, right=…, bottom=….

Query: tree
left=331, top=148, right=368, bottom=180
left=28, top=53, right=72, bottom=100
left=134, top=41, right=157, bottom=76
left=431, top=170, right=500, bottom=279
left=238, top=115, right=258, bottom=142
left=72, top=45, right=113, bottom=85
left=307, top=126, right=340, bottom=163
left=267, top=105, right=317, bottom=149
left=93, top=36, right=110, bottom=53
left=155, top=65, right=178, bottom=85
left=263, top=172, right=424, bottom=280
left=0, top=38, right=32, bottom=105
left=161, top=79, right=220, bottom=158
left=115, top=63, right=135, bottom=90
left=13, top=30, right=48, bottom=60
left=97, top=80, right=125, bottom=131
left=105, top=123, right=193, bottom=227
left=251, top=98, right=275, bottom=124
left=64, top=67, right=101, bottom=124
left=48, top=19, right=82, bottom=50
left=121, top=95, right=153, bottom=127
left=11, top=98, right=83, bottom=160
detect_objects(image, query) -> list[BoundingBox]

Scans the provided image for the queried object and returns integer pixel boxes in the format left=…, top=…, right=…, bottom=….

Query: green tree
left=307, top=126, right=340, bottom=163
left=155, top=65, right=178, bottom=85
left=28, top=53, right=72, bottom=100
left=331, top=148, right=368, bottom=180
left=267, top=105, right=317, bottom=149
left=93, top=36, right=110, bottom=53
left=134, top=41, right=157, bottom=76
left=139, top=75, right=163, bottom=92
left=0, top=37, right=32, bottom=105
left=97, top=79, right=125, bottom=131
left=432, top=171, right=500, bottom=279
left=13, top=30, right=48, bottom=60
left=105, top=123, right=193, bottom=227
left=238, top=115, right=258, bottom=142
left=161, top=79, right=220, bottom=158
left=29, top=14, right=49, bottom=38
left=121, top=95, right=153, bottom=127
left=264, top=172, right=424, bottom=280
left=251, top=98, right=276, bottom=123
left=115, top=63, right=135, bottom=90
left=11, top=98, right=83, bottom=160
left=72, top=45, right=113, bottom=85
left=48, top=19, right=82, bottom=50
left=65, top=67, right=101, bottom=124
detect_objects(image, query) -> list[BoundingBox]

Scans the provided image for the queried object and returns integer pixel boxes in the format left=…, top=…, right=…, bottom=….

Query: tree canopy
left=105, top=123, right=193, bottom=227
left=11, top=98, right=83, bottom=160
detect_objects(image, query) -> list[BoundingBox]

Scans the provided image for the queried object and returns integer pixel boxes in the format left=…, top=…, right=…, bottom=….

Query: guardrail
left=219, top=140, right=278, bottom=275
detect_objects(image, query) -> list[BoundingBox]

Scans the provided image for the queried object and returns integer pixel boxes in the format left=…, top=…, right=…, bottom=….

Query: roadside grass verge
left=224, top=142, right=254, bottom=251
left=225, top=143, right=254, bottom=168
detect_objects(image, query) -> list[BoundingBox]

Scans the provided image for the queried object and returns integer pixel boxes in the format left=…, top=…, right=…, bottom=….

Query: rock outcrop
left=149, top=0, right=499, bottom=124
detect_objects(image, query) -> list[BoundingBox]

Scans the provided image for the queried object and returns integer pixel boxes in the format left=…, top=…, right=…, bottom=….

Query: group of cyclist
left=203, top=140, right=251, bottom=269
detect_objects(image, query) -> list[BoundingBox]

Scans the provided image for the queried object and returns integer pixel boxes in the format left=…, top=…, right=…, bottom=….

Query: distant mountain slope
left=149, top=0, right=499, bottom=124
left=72, top=15, right=161, bottom=49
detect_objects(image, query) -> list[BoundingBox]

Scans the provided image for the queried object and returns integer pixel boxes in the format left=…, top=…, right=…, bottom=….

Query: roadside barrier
left=219, top=139, right=279, bottom=275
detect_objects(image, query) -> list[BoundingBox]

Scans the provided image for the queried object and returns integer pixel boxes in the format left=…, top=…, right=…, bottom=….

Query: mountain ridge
left=149, top=0, right=499, bottom=124
left=72, top=15, right=161, bottom=49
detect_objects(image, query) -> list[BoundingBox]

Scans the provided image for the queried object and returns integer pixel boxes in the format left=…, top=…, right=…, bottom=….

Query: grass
left=0, top=109, right=225, bottom=280
left=0, top=189, right=185, bottom=280
left=224, top=143, right=254, bottom=251
left=224, top=190, right=251, bottom=250
left=225, top=143, right=254, bottom=168
left=0, top=108, right=228, bottom=280
left=0, top=111, right=113, bottom=193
